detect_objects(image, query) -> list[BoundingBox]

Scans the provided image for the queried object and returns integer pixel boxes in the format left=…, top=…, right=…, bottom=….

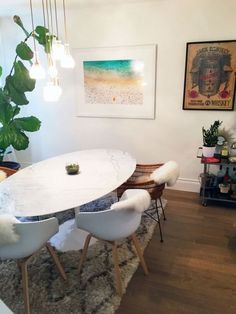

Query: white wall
left=1, top=0, right=236, bottom=192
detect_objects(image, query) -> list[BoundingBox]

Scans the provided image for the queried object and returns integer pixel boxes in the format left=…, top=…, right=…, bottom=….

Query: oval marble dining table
left=0, top=149, right=136, bottom=217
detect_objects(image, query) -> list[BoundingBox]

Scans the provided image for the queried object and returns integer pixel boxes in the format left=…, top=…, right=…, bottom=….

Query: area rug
left=0, top=195, right=166, bottom=314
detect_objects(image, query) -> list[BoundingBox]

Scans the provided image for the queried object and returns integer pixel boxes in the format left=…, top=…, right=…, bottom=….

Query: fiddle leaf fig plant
left=0, top=16, right=53, bottom=162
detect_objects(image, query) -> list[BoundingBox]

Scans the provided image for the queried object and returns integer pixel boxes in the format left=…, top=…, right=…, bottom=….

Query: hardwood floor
left=116, top=189, right=236, bottom=314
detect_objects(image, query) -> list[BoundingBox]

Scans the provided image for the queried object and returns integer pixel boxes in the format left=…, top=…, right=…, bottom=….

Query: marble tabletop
left=0, top=149, right=136, bottom=217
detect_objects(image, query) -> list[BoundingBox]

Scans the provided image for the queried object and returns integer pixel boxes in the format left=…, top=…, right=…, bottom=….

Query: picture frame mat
left=74, top=44, right=157, bottom=119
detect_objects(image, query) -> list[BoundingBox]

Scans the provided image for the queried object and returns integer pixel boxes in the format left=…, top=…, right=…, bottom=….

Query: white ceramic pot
left=219, top=183, right=230, bottom=194
left=202, top=146, right=215, bottom=157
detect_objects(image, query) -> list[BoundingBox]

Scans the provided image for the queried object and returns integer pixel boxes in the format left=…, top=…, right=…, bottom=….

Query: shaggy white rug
left=0, top=195, right=166, bottom=314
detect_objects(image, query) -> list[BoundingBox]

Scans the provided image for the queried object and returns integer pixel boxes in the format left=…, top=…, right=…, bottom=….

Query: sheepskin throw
left=111, top=190, right=151, bottom=213
left=0, top=215, right=19, bottom=246
left=150, top=161, right=180, bottom=186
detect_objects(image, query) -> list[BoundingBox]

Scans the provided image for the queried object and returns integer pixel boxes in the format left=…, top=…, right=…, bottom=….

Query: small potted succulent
left=65, top=163, right=79, bottom=175
left=202, top=120, right=222, bottom=157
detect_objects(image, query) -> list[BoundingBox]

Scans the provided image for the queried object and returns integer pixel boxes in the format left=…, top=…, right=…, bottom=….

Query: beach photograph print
left=83, top=59, right=144, bottom=105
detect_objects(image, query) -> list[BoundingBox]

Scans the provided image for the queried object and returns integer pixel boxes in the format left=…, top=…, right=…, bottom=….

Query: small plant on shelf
left=202, top=120, right=222, bottom=147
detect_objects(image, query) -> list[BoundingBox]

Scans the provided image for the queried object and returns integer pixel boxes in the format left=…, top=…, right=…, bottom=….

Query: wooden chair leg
left=20, top=260, right=31, bottom=314
left=131, top=233, right=149, bottom=275
left=46, top=243, right=67, bottom=280
left=78, top=234, right=92, bottom=275
left=112, top=241, right=122, bottom=297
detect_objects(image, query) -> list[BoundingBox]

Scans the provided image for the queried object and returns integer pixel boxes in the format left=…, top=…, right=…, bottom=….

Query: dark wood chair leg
left=156, top=209, right=164, bottom=242
left=144, top=210, right=164, bottom=242
left=159, top=198, right=166, bottom=220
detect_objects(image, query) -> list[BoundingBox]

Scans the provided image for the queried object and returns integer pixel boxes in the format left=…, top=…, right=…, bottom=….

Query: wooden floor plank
left=116, top=190, right=236, bottom=314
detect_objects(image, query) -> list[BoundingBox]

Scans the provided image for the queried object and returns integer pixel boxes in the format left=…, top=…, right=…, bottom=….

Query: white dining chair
left=0, top=217, right=67, bottom=314
left=76, top=189, right=151, bottom=296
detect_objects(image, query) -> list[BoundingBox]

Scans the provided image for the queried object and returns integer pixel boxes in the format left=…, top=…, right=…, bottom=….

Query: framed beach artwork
left=74, top=45, right=157, bottom=119
left=183, top=40, right=236, bottom=110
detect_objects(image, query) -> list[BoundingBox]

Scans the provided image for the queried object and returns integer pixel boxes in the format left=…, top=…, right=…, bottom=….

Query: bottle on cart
left=219, top=167, right=231, bottom=194
left=216, top=165, right=226, bottom=184
left=223, top=167, right=231, bottom=184
left=221, top=141, right=229, bottom=159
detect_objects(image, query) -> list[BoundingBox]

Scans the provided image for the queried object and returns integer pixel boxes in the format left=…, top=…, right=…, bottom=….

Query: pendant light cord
left=29, top=0, right=37, bottom=57
left=42, top=0, right=46, bottom=27
left=63, top=0, right=68, bottom=43
left=49, top=0, right=54, bottom=35
left=54, top=0, right=59, bottom=39
left=45, top=0, right=50, bottom=31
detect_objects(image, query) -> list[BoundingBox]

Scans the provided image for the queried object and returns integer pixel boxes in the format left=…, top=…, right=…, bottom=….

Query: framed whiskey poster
left=183, top=40, right=236, bottom=110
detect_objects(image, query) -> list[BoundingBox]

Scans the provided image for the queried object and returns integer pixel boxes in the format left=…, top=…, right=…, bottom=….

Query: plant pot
left=65, top=163, right=79, bottom=175
left=0, top=161, right=20, bottom=170
left=219, top=183, right=230, bottom=194
left=202, top=146, right=216, bottom=158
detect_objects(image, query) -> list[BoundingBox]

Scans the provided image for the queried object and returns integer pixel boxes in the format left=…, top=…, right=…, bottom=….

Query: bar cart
left=200, top=157, right=236, bottom=207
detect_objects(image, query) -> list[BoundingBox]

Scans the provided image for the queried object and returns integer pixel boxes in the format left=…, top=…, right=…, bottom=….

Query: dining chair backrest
left=76, top=189, right=151, bottom=241
left=0, top=217, right=58, bottom=260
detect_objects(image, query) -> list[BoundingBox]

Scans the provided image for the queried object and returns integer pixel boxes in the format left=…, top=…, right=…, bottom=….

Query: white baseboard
left=167, top=177, right=200, bottom=193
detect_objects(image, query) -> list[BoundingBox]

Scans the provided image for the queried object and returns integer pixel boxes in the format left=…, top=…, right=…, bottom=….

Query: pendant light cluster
left=29, top=0, right=75, bottom=102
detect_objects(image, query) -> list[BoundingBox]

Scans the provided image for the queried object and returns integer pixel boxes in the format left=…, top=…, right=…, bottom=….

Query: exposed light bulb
left=29, top=60, right=45, bottom=79
left=43, top=80, right=62, bottom=102
left=60, top=44, right=75, bottom=68
left=52, top=39, right=65, bottom=61
left=48, top=63, right=58, bottom=78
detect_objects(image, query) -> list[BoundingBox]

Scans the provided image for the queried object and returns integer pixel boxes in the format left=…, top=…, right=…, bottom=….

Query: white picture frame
left=74, top=44, right=157, bottom=119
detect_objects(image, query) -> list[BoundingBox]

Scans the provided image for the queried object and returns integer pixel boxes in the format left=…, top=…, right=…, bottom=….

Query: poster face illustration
left=183, top=41, right=236, bottom=110
left=83, top=60, right=144, bottom=105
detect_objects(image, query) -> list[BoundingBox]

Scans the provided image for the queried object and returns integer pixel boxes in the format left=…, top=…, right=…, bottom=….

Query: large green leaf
left=11, top=128, right=29, bottom=150
left=12, top=61, right=35, bottom=92
left=12, top=106, right=20, bottom=118
left=35, top=26, right=52, bottom=53
left=0, top=90, right=14, bottom=124
left=0, top=126, right=15, bottom=149
left=5, top=76, right=29, bottom=105
left=14, top=116, right=41, bottom=132
left=16, top=42, right=33, bottom=60
left=0, top=124, right=29, bottom=151
left=35, top=26, right=48, bottom=45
